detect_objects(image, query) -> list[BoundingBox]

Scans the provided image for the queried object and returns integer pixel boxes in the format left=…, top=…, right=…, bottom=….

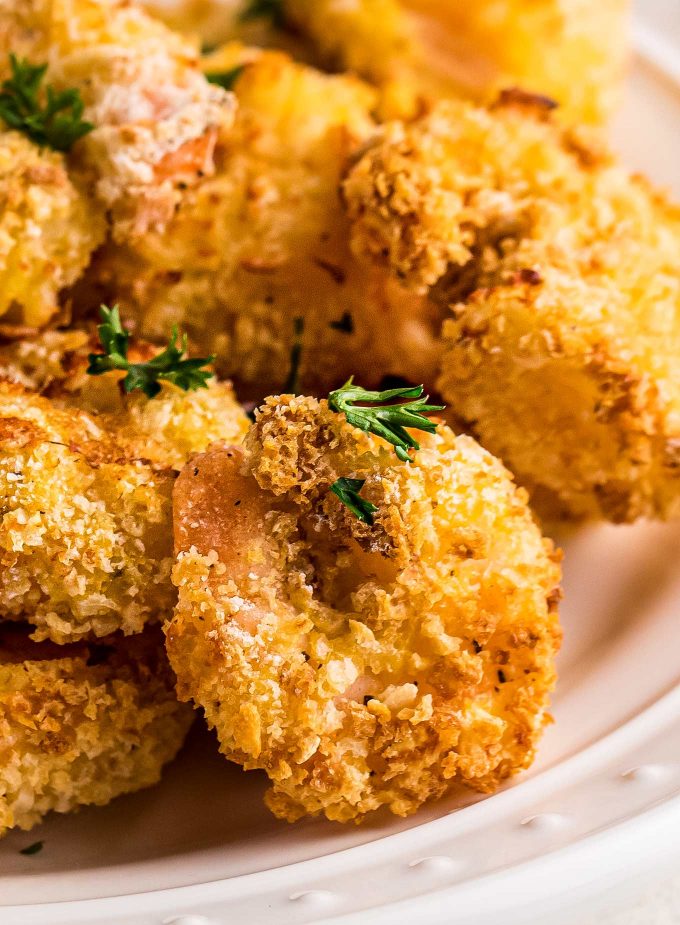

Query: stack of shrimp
left=3, top=0, right=677, bottom=835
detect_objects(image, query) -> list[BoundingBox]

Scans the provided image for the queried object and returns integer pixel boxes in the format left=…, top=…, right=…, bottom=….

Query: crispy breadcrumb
left=0, top=329, right=250, bottom=469
left=0, top=625, right=192, bottom=836
left=0, top=132, right=105, bottom=328
left=0, top=330, right=89, bottom=391
left=167, top=394, right=561, bottom=823
left=83, top=48, right=441, bottom=397
left=0, top=0, right=235, bottom=240
left=0, top=381, right=175, bottom=641
left=0, top=335, right=249, bottom=640
left=343, top=96, right=680, bottom=522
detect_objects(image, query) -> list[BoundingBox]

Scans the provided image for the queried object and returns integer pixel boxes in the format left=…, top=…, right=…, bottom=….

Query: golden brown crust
left=343, top=99, right=680, bottom=522
left=167, top=395, right=561, bottom=823
left=280, top=0, right=628, bottom=124
left=0, top=0, right=235, bottom=241
left=0, top=625, right=192, bottom=835
left=0, top=329, right=250, bottom=470
left=0, top=336, right=249, bottom=641
left=82, top=48, right=442, bottom=398
left=143, top=0, right=628, bottom=125
left=0, top=132, right=105, bottom=328
left=0, top=381, right=176, bottom=640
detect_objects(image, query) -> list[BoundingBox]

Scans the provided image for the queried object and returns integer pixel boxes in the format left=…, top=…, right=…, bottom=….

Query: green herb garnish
left=328, top=379, right=444, bottom=463
left=283, top=316, right=304, bottom=394
left=330, top=478, right=377, bottom=525
left=330, top=312, right=354, bottom=334
left=327, top=380, right=445, bottom=522
left=206, top=65, right=246, bottom=91
left=87, top=305, right=215, bottom=398
left=240, top=0, right=285, bottom=26
left=0, top=55, right=93, bottom=151
left=19, top=841, right=44, bottom=856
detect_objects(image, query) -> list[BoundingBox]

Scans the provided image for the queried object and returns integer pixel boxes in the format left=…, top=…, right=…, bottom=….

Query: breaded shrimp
left=343, top=95, right=680, bottom=522
left=0, top=132, right=105, bottom=328
left=0, top=336, right=249, bottom=641
left=0, top=624, right=192, bottom=836
left=0, top=329, right=250, bottom=468
left=84, top=49, right=441, bottom=397
left=144, top=0, right=628, bottom=124
left=167, top=394, right=561, bottom=823
left=0, top=0, right=235, bottom=240
left=0, top=381, right=175, bottom=641
left=400, top=0, right=629, bottom=124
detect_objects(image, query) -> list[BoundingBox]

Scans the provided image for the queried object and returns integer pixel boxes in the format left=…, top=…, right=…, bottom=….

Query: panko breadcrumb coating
left=0, top=624, right=192, bottom=836
left=0, top=132, right=105, bottom=328
left=167, top=394, right=561, bottom=823
left=0, top=0, right=235, bottom=240
left=0, top=380, right=175, bottom=641
left=85, top=48, right=441, bottom=397
left=0, top=336, right=249, bottom=640
left=343, top=95, right=680, bottom=522
left=0, top=329, right=250, bottom=469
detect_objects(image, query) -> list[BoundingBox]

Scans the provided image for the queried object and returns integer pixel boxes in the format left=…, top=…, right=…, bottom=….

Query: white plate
left=2, top=24, right=680, bottom=925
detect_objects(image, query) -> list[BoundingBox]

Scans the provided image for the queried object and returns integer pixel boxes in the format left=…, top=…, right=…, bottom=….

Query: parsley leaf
left=206, top=65, right=246, bottom=91
left=330, top=478, right=377, bottom=525
left=330, top=312, right=354, bottom=334
left=240, top=0, right=285, bottom=26
left=328, top=379, right=445, bottom=463
left=87, top=305, right=215, bottom=398
left=283, top=316, right=304, bottom=394
left=327, top=380, right=445, bottom=522
left=19, top=841, right=44, bottom=856
left=0, top=54, right=93, bottom=151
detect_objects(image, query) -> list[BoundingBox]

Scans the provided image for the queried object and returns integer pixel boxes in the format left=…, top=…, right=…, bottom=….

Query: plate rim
left=6, top=646, right=680, bottom=925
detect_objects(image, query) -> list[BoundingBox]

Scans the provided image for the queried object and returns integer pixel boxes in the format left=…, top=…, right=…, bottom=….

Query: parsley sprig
left=283, top=317, right=304, bottom=394
left=240, top=0, right=285, bottom=26
left=329, top=380, right=445, bottom=463
left=0, top=55, right=93, bottom=151
left=206, top=65, right=246, bottom=91
left=19, top=840, right=44, bottom=856
left=87, top=305, right=215, bottom=398
left=328, top=380, right=445, bottom=522
left=330, top=478, right=378, bottom=526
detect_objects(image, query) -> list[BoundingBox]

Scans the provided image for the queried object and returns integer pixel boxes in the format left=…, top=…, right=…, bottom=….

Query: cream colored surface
left=595, top=6, right=680, bottom=922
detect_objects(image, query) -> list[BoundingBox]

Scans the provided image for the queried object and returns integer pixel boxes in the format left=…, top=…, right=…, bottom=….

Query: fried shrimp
left=167, top=394, right=561, bottom=823
left=0, top=334, right=249, bottom=641
left=343, top=96, right=680, bottom=522
left=0, top=624, right=192, bottom=836
left=398, top=0, right=629, bottom=124
left=0, top=0, right=235, bottom=240
left=267, top=0, right=628, bottom=123
left=0, top=381, right=175, bottom=641
left=0, top=329, right=250, bottom=468
left=0, top=132, right=105, bottom=328
left=85, top=48, right=440, bottom=397
left=146, top=0, right=628, bottom=124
